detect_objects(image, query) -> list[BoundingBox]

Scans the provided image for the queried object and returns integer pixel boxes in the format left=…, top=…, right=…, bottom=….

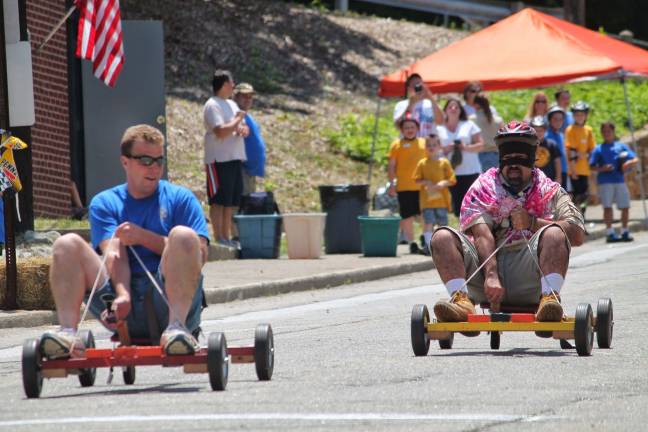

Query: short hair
left=600, top=121, right=616, bottom=131
left=120, top=124, right=164, bottom=156
left=212, top=70, right=233, bottom=94
left=443, top=97, right=468, bottom=121
left=404, top=73, right=422, bottom=96
left=554, top=88, right=570, bottom=101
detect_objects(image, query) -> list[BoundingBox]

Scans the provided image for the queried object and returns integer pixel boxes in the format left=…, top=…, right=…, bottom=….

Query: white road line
left=0, top=412, right=561, bottom=427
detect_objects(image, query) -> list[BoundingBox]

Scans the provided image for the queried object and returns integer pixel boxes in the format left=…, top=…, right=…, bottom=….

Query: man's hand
left=484, top=273, right=505, bottom=305
left=112, top=294, right=131, bottom=321
left=237, top=124, right=250, bottom=138
left=510, top=206, right=532, bottom=231
left=115, top=222, right=145, bottom=246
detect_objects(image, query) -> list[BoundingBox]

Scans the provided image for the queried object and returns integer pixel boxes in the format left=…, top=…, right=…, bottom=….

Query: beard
left=504, top=167, right=526, bottom=191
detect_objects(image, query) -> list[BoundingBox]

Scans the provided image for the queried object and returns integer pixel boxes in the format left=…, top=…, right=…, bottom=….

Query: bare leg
left=621, top=208, right=629, bottom=229
left=70, top=181, right=83, bottom=208
left=160, top=226, right=202, bottom=325
left=603, top=207, right=613, bottom=229
left=49, top=234, right=106, bottom=329
left=401, top=217, right=414, bottom=242
left=222, top=206, right=234, bottom=240
left=537, top=226, right=569, bottom=276
left=431, top=229, right=465, bottom=283
left=209, top=204, right=224, bottom=241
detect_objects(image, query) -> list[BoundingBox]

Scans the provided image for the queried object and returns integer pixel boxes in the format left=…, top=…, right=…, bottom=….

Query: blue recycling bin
left=234, top=214, right=282, bottom=259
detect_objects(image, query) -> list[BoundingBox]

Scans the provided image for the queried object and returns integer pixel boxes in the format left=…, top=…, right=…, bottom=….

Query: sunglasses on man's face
left=127, top=154, right=166, bottom=167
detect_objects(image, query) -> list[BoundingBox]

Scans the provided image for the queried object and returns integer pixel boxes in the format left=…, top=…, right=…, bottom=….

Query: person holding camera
left=589, top=121, right=638, bottom=243
left=393, top=73, right=443, bottom=138
left=437, top=97, right=484, bottom=217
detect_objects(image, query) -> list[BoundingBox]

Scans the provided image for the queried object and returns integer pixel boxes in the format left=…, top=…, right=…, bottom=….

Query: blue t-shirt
left=545, top=129, right=567, bottom=173
left=242, top=114, right=266, bottom=178
left=89, top=180, right=209, bottom=274
left=589, top=141, right=636, bottom=184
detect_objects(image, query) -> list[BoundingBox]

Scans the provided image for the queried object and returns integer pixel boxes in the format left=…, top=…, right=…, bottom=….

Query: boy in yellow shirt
left=388, top=117, right=427, bottom=253
left=413, top=134, right=456, bottom=255
left=565, top=101, right=596, bottom=218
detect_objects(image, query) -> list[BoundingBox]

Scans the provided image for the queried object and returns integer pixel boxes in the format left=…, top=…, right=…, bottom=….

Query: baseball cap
left=233, top=83, right=255, bottom=94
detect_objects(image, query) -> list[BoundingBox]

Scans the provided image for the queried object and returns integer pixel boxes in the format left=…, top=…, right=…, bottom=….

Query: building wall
left=26, top=0, right=71, bottom=217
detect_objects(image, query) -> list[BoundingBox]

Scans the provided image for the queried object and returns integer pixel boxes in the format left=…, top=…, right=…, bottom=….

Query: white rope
left=459, top=231, right=515, bottom=292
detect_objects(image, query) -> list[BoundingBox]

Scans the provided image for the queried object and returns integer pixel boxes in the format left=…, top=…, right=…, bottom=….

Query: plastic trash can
left=283, top=213, right=326, bottom=259
left=234, top=214, right=282, bottom=259
left=319, top=184, right=369, bottom=254
left=358, top=216, right=401, bottom=257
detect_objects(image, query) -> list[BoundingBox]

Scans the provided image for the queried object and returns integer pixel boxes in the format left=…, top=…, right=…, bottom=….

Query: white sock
left=541, top=273, right=564, bottom=295
left=423, top=231, right=433, bottom=249
left=445, top=278, right=466, bottom=295
left=607, top=228, right=615, bottom=236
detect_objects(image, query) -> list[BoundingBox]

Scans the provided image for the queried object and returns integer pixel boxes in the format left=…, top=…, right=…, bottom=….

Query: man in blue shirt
left=234, top=83, right=266, bottom=195
left=590, top=121, right=638, bottom=242
left=40, top=125, right=210, bottom=359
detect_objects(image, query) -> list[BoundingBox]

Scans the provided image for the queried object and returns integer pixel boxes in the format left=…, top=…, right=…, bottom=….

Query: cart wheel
left=123, top=366, right=136, bottom=385
left=559, top=339, right=573, bottom=349
left=439, top=333, right=454, bottom=350
left=207, top=332, right=228, bottom=391
left=596, top=298, right=613, bottom=349
left=574, top=303, right=594, bottom=356
left=410, top=305, right=430, bottom=356
left=490, top=331, right=500, bottom=350
left=254, top=324, right=274, bottom=381
left=78, top=330, right=96, bottom=387
left=22, top=338, right=43, bottom=399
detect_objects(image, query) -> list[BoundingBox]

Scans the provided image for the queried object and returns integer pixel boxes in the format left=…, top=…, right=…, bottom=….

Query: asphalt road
left=0, top=233, right=647, bottom=431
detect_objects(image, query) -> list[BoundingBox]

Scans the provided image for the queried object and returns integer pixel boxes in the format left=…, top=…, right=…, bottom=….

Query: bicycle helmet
left=495, top=120, right=538, bottom=168
left=530, top=115, right=547, bottom=129
left=546, top=105, right=566, bottom=121
left=571, top=101, right=590, bottom=113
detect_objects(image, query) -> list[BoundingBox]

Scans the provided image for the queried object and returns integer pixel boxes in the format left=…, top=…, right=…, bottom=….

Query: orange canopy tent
left=370, top=8, right=647, bottom=218
left=379, top=8, right=648, bottom=96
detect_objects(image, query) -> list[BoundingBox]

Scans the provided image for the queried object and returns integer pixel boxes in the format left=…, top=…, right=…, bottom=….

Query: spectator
left=70, top=181, right=87, bottom=220
left=437, top=98, right=484, bottom=217
left=233, top=83, right=266, bottom=196
left=546, top=105, right=569, bottom=190
left=554, top=88, right=574, bottom=132
left=531, top=116, right=562, bottom=185
left=462, top=81, right=482, bottom=117
left=524, top=92, right=549, bottom=122
left=393, top=73, right=443, bottom=138
left=590, top=121, right=639, bottom=242
left=203, top=70, right=249, bottom=247
left=565, top=101, right=596, bottom=218
left=388, top=117, right=427, bottom=254
left=413, top=134, right=456, bottom=255
left=469, top=94, right=503, bottom=172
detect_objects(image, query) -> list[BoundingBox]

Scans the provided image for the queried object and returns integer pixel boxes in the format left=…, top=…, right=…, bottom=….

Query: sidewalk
left=1, top=202, right=646, bottom=329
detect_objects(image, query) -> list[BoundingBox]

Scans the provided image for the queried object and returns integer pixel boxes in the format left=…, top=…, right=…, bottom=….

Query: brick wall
left=26, top=0, right=71, bottom=217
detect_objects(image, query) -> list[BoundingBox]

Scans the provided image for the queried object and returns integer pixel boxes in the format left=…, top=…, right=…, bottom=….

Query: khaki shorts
left=432, top=224, right=570, bottom=306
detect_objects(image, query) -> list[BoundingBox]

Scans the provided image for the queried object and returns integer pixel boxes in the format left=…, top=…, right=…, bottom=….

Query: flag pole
left=35, top=4, right=77, bottom=54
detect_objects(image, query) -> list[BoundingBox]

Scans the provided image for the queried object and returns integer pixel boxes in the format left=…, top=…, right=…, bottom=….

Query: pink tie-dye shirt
left=460, top=168, right=562, bottom=246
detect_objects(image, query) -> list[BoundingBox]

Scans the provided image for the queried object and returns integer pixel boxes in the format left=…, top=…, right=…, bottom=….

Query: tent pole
left=367, top=97, right=383, bottom=185
left=620, top=73, right=648, bottom=222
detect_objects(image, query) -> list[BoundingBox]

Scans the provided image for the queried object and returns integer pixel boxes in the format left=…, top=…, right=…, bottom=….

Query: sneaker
left=606, top=233, right=621, bottom=243
left=621, top=231, right=634, bottom=242
left=433, top=291, right=475, bottom=322
left=161, top=326, right=200, bottom=356
left=409, top=241, right=420, bottom=254
left=536, top=294, right=563, bottom=322
left=40, top=330, right=86, bottom=359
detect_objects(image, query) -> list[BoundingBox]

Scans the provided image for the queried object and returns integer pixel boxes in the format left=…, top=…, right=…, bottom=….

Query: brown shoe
left=434, top=291, right=475, bottom=322
left=536, top=293, right=563, bottom=322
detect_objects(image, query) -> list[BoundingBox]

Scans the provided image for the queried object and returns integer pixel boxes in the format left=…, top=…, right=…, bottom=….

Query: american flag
left=75, top=0, right=124, bottom=87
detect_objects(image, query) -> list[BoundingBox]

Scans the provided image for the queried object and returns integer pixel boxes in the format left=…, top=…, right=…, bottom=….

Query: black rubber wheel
left=22, top=338, right=43, bottom=399
left=207, top=332, right=228, bottom=391
left=254, top=324, right=274, bottom=381
left=490, top=331, right=501, bottom=350
left=78, top=330, right=96, bottom=387
left=439, top=332, right=454, bottom=350
left=574, top=303, right=594, bottom=357
left=123, top=366, right=136, bottom=385
left=410, top=305, right=430, bottom=356
left=596, top=298, right=613, bottom=349
left=560, top=339, right=573, bottom=349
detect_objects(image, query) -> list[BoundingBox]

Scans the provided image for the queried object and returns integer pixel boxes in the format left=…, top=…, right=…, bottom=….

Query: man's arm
left=524, top=191, right=585, bottom=246
left=388, top=158, right=397, bottom=196
left=468, top=223, right=505, bottom=304
left=99, top=238, right=131, bottom=320
left=213, top=111, right=246, bottom=139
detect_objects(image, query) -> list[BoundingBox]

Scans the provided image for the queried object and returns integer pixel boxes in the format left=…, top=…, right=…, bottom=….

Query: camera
left=414, top=83, right=423, bottom=93
left=453, top=139, right=462, bottom=146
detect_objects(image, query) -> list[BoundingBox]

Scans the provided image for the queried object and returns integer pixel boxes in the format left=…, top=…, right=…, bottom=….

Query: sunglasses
left=535, top=100, right=548, bottom=103
left=127, top=154, right=166, bottom=167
